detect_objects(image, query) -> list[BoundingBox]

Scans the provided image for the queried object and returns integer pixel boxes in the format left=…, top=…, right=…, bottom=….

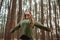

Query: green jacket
left=10, top=19, right=51, bottom=39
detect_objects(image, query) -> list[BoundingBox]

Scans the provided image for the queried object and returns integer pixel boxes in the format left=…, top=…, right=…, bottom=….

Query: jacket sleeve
left=10, top=22, right=21, bottom=33
left=34, top=21, right=51, bottom=32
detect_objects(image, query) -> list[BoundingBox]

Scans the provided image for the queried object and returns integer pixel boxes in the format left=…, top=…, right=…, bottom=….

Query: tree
left=34, top=0, right=38, bottom=40
left=57, top=0, right=60, bottom=11
left=4, top=0, right=16, bottom=40
left=29, top=0, right=32, bottom=11
left=17, top=0, right=22, bottom=40
left=0, top=0, right=3, bottom=11
left=4, top=1, right=11, bottom=40
left=46, top=6, right=50, bottom=40
left=53, top=2, right=59, bottom=40
left=40, top=0, right=45, bottom=40
left=48, top=0, right=53, bottom=40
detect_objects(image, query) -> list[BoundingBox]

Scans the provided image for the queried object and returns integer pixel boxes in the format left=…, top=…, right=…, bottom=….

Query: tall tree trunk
left=46, top=8, right=50, bottom=40
left=3, top=13, right=6, bottom=39
left=17, top=0, right=22, bottom=40
left=57, top=4, right=60, bottom=38
left=56, top=5, right=60, bottom=40
left=39, top=1, right=41, bottom=40
left=41, top=0, right=45, bottom=40
left=0, top=0, right=3, bottom=11
left=29, top=0, right=32, bottom=11
left=49, top=0, right=53, bottom=40
left=4, top=0, right=16, bottom=40
left=57, top=0, right=60, bottom=12
left=34, top=0, right=38, bottom=40
left=10, top=0, right=16, bottom=40
left=53, top=2, right=59, bottom=40
left=4, top=1, right=11, bottom=40
left=17, top=0, right=22, bottom=23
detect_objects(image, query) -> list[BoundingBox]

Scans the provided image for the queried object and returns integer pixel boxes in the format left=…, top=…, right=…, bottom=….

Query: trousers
left=20, top=35, right=32, bottom=40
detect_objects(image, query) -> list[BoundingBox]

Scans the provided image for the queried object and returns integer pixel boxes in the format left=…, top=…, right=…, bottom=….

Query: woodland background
left=0, top=0, right=60, bottom=40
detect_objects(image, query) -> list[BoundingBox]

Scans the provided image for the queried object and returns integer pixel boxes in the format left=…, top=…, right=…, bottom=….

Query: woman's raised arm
left=34, top=21, right=51, bottom=32
left=10, top=22, right=21, bottom=33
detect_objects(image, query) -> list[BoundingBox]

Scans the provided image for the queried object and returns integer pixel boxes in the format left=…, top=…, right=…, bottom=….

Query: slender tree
left=11, top=0, right=16, bottom=40
left=34, top=0, right=38, bottom=40
left=4, top=0, right=16, bottom=40
left=46, top=7, right=50, bottom=40
left=58, top=4, right=60, bottom=39
left=41, top=0, right=45, bottom=40
left=0, top=0, right=3, bottom=11
left=39, top=0, right=41, bottom=40
left=57, top=0, right=60, bottom=12
left=53, top=2, right=59, bottom=40
left=56, top=5, right=60, bottom=40
left=29, top=0, right=32, bottom=11
left=17, top=0, right=22, bottom=40
left=49, top=0, right=53, bottom=40
left=4, top=1, right=11, bottom=40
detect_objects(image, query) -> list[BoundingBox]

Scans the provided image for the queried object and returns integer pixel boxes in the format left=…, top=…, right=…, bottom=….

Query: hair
left=23, top=10, right=34, bottom=26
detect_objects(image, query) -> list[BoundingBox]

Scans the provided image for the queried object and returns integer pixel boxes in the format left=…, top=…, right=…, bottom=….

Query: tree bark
left=41, top=0, right=45, bottom=40
left=57, top=0, right=60, bottom=11
left=53, top=2, right=59, bottom=40
left=0, top=0, right=3, bottom=11
left=4, top=1, right=11, bottom=40
left=4, top=0, right=16, bottom=40
left=46, top=9, right=50, bottom=40
left=17, top=0, right=22, bottom=40
left=49, top=0, right=53, bottom=40
left=29, top=0, right=32, bottom=11
left=34, top=0, right=38, bottom=40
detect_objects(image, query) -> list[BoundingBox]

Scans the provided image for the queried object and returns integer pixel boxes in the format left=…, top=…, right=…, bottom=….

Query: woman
left=10, top=10, right=52, bottom=40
